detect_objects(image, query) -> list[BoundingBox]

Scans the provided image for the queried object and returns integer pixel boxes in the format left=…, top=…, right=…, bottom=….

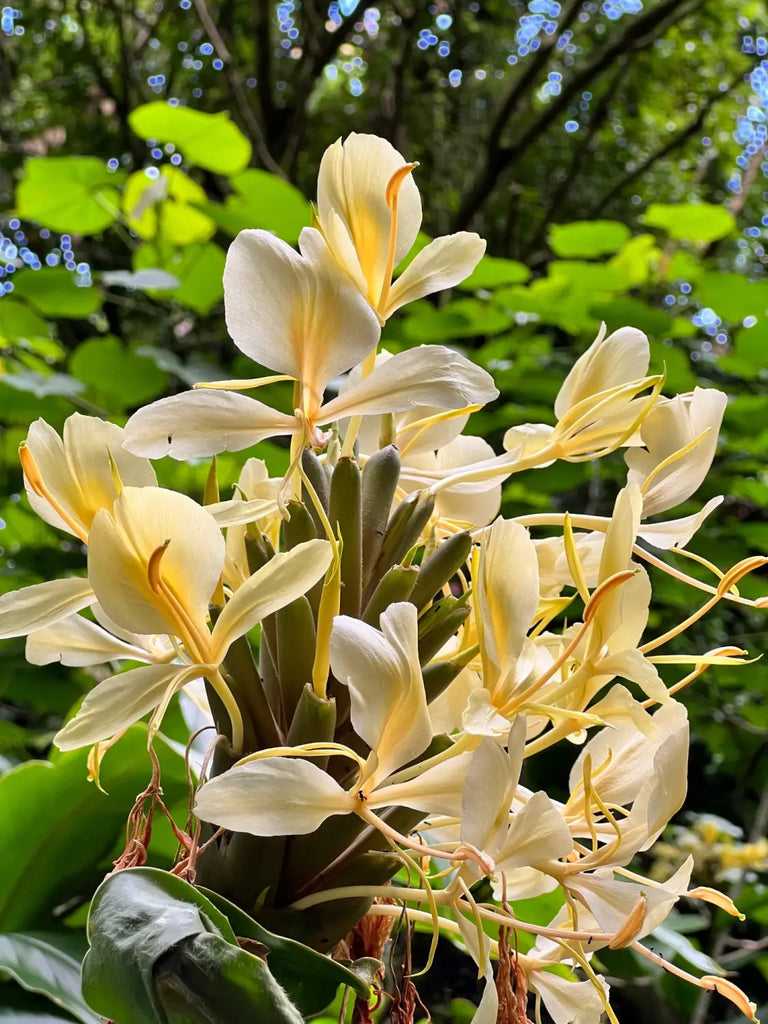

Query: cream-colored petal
left=477, top=518, right=539, bottom=692
left=206, top=496, right=279, bottom=528
left=194, top=758, right=354, bottom=835
left=384, top=233, right=486, bottom=317
left=223, top=228, right=380, bottom=396
left=459, top=739, right=514, bottom=851
left=24, top=414, right=156, bottom=538
left=54, top=663, right=188, bottom=750
left=370, top=750, right=474, bottom=817
left=299, top=222, right=367, bottom=298
left=529, top=969, right=609, bottom=1024
left=330, top=602, right=432, bottom=786
left=318, top=345, right=498, bottom=425
left=431, top=436, right=502, bottom=527
left=495, top=791, right=573, bottom=870
left=0, top=577, right=95, bottom=640
left=210, top=539, right=332, bottom=659
left=638, top=496, right=723, bottom=549
left=88, top=487, right=224, bottom=638
left=26, top=613, right=151, bottom=666
left=317, top=133, right=421, bottom=303
left=555, top=325, right=649, bottom=418
left=626, top=388, right=727, bottom=516
left=460, top=689, right=512, bottom=736
left=123, top=390, right=298, bottom=460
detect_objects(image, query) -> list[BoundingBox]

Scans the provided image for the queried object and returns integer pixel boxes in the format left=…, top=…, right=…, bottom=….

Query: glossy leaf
left=134, top=242, right=226, bottom=314
left=456, top=253, right=531, bottom=290
left=200, top=887, right=379, bottom=1015
left=0, top=932, right=102, bottom=1024
left=129, top=103, right=251, bottom=175
left=0, top=728, right=186, bottom=931
left=0, top=300, right=49, bottom=342
left=82, top=868, right=303, bottom=1024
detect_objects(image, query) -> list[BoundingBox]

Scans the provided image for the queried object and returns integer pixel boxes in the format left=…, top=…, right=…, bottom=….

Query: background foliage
left=0, top=1, right=767, bottom=1022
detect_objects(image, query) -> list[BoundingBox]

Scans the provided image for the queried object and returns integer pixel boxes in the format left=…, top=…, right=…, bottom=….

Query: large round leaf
left=549, top=220, right=630, bottom=258
left=69, top=337, right=168, bottom=408
left=129, top=104, right=251, bottom=176
left=11, top=269, right=101, bottom=318
left=15, top=157, right=123, bottom=235
left=0, top=300, right=49, bottom=343
left=204, top=170, right=311, bottom=243
left=642, top=202, right=735, bottom=242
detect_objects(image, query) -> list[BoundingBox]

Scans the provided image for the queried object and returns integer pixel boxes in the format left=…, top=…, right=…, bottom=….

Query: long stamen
left=376, top=162, right=417, bottom=317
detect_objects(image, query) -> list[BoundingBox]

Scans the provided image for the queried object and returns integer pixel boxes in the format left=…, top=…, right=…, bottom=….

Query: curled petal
left=384, top=233, right=486, bottom=317
left=0, top=577, right=94, bottom=640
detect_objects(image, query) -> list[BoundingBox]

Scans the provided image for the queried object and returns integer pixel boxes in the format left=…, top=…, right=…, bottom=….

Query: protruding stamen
left=376, top=162, right=418, bottom=315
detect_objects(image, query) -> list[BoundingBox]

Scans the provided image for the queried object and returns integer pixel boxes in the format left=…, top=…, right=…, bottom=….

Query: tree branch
left=586, top=70, right=742, bottom=216
left=451, top=0, right=707, bottom=231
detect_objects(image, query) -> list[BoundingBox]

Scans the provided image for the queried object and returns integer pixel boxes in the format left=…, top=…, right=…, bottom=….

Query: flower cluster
left=2, top=134, right=763, bottom=1024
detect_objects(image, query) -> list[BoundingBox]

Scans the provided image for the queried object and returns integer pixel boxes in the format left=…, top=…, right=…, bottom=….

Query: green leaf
left=0, top=728, right=186, bottom=931
left=642, top=202, right=735, bottom=242
left=0, top=984, right=79, bottom=1023
left=122, top=167, right=215, bottom=245
left=456, top=254, right=530, bottom=290
left=0, top=300, right=49, bottom=343
left=134, top=242, right=226, bottom=314
left=200, top=887, right=379, bottom=1015
left=82, top=868, right=303, bottom=1024
left=69, top=337, right=168, bottom=408
left=589, top=296, right=673, bottom=337
left=15, top=157, right=122, bottom=235
left=548, top=260, right=631, bottom=291
left=733, top=318, right=768, bottom=367
left=204, top=169, right=311, bottom=243
left=692, top=272, right=768, bottom=322
left=129, top=103, right=251, bottom=176
left=11, top=270, right=101, bottom=318
left=549, top=220, right=631, bottom=258
left=0, top=933, right=102, bottom=1024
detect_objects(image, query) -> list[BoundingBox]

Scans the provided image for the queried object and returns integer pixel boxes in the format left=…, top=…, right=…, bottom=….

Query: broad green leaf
left=662, top=250, right=703, bottom=282
left=82, top=868, right=302, bottom=1024
left=69, top=337, right=168, bottom=408
left=549, top=220, right=630, bottom=258
left=608, top=234, right=658, bottom=288
left=204, top=169, right=311, bottom=243
left=200, top=887, right=379, bottom=1015
left=0, top=932, right=101, bottom=1024
left=548, top=260, right=631, bottom=291
left=400, top=298, right=510, bottom=342
left=692, top=272, right=768, bottom=322
left=642, top=202, right=735, bottom=242
left=0, top=300, right=48, bottom=343
left=15, top=157, right=122, bottom=235
left=589, top=296, right=673, bottom=337
left=134, top=242, right=226, bottom=314
left=11, top=269, right=101, bottom=318
left=733, top=318, right=768, bottom=368
left=129, top=103, right=251, bottom=175
left=649, top=340, right=697, bottom=392
left=122, top=166, right=215, bottom=245
left=0, top=727, right=186, bottom=931
left=456, top=253, right=530, bottom=290
left=0, top=984, right=79, bottom=1023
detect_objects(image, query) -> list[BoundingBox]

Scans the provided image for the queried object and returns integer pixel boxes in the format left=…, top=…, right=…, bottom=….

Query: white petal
left=555, top=325, right=649, bottom=418
left=459, top=739, right=514, bottom=851
left=0, top=577, right=95, bottom=640
left=123, top=390, right=298, bottom=459
left=88, top=487, right=224, bottom=638
left=639, top=496, right=723, bottom=549
left=317, top=134, right=422, bottom=302
left=371, top=751, right=475, bottom=817
left=460, top=689, right=511, bottom=737
left=330, top=603, right=432, bottom=785
left=194, top=758, right=353, bottom=835
left=626, top=388, right=727, bottom=516
left=495, top=791, right=573, bottom=870
left=318, top=345, right=498, bottom=424
left=26, top=613, right=151, bottom=666
left=211, top=539, right=332, bottom=658
left=385, top=233, right=486, bottom=316
left=54, top=663, right=190, bottom=750
left=206, top=496, right=279, bottom=528
left=223, top=228, right=380, bottom=388
left=530, top=969, right=609, bottom=1024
